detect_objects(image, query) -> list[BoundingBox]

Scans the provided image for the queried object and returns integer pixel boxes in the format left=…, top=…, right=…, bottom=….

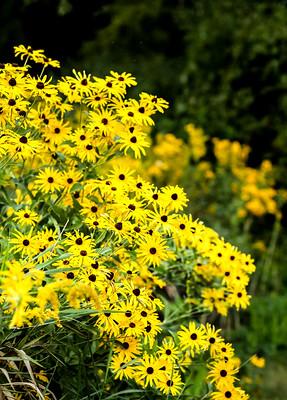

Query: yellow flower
left=227, top=289, right=250, bottom=310
left=208, top=359, right=239, bottom=388
left=34, top=167, right=63, bottom=194
left=157, top=370, right=183, bottom=396
left=109, top=71, right=137, bottom=88
left=250, top=354, right=265, bottom=368
left=178, top=321, right=209, bottom=355
left=161, top=185, right=189, bottom=212
left=26, top=75, right=57, bottom=99
left=14, top=44, right=44, bottom=62
left=111, top=353, right=135, bottom=380
left=137, top=233, right=174, bottom=267
left=13, top=208, right=39, bottom=227
left=115, top=336, right=141, bottom=361
left=134, top=353, right=165, bottom=387
left=10, top=229, right=37, bottom=257
left=185, top=123, right=207, bottom=161
left=157, top=337, right=180, bottom=362
left=119, top=130, right=150, bottom=158
left=211, top=384, right=248, bottom=400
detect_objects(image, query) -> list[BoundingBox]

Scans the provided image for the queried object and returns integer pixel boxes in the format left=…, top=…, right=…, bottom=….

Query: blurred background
left=1, top=0, right=287, bottom=398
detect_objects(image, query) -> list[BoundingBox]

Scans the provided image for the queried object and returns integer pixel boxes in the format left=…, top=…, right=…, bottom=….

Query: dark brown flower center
left=36, top=82, right=45, bottom=89
left=9, top=78, right=16, bottom=86
left=19, top=136, right=28, bottom=144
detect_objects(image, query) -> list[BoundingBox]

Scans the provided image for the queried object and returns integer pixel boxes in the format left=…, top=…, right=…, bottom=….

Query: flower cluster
left=112, top=322, right=249, bottom=399
left=0, top=46, right=253, bottom=398
left=138, top=125, right=285, bottom=220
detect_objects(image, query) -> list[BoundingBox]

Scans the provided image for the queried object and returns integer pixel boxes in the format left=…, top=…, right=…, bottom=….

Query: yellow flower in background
left=252, top=240, right=267, bottom=252
left=237, top=208, right=247, bottom=219
left=153, top=133, right=185, bottom=158
left=197, top=161, right=215, bottom=179
left=185, top=123, right=207, bottom=161
left=213, top=138, right=250, bottom=169
left=147, top=133, right=190, bottom=184
left=261, top=159, right=273, bottom=173
left=250, top=354, right=266, bottom=368
left=245, top=198, right=266, bottom=217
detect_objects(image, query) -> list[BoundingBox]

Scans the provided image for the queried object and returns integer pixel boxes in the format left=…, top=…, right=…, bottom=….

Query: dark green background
left=2, top=0, right=287, bottom=172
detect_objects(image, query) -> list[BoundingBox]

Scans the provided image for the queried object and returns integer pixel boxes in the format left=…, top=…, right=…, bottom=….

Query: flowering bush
left=0, top=45, right=255, bottom=399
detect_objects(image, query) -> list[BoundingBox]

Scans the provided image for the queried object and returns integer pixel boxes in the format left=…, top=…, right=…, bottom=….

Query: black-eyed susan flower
left=26, top=75, right=57, bottom=99
left=178, top=321, right=209, bottom=355
left=125, top=317, right=145, bottom=338
left=135, top=353, right=164, bottom=387
left=14, top=44, right=45, bottom=63
left=205, top=323, right=224, bottom=357
left=68, top=69, right=94, bottom=97
left=157, top=337, right=179, bottom=362
left=94, top=76, right=125, bottom=99
left=149, top=207, right=177, bottom=234
left=109, top=71, right=137, bottom=88
left=211, top=384, right=248, bottom=400
left=65, top=231, right=93, bottom=250
left=13, top=208, right=39, bottom=227
left=227, top=288, right=250, bottom=310
left=208, top=359, right=239, bottom=388
left=84, top=90, right=109, bottom=109
left=115, top=336, right=141, bottom=361
left=10, top=229, right=37, bottom=257
left=34, top=167, right=63, bottom=194
left=60, top=168, right=83, bottom=192
left=88, top=109, right=118, bottom=137
left=213, top=342, right=235, bottom=361
left=119, top=131, right=150, bottom=159
left=157, top=370, right=183, bottom=396
left=161, top=185, right=189, bottom=212
left=139, top=92, right=169, bottom=113
left=111, top=353, right=135, bottom=380
left=0, top=71, right=28, bottom=98
left=137, top=233, right=174, bottom=267
left=96, top=308, right=121, bottom=337
left=43, top=119, right=71, bottom=145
